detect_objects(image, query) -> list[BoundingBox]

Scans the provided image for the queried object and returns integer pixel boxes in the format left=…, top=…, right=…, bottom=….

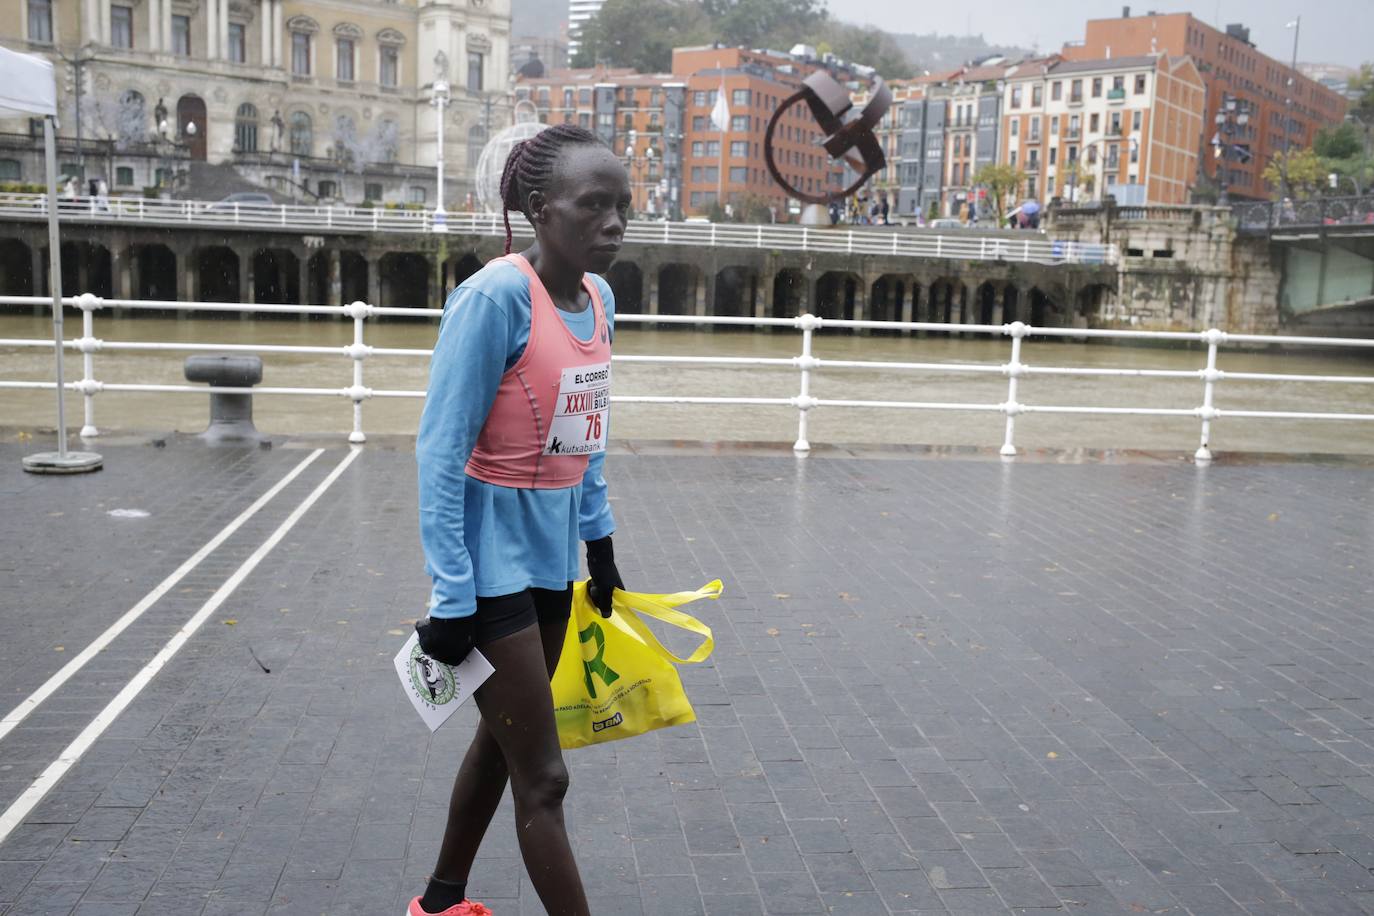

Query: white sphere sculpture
left=474, top=121, right=548, bottom=214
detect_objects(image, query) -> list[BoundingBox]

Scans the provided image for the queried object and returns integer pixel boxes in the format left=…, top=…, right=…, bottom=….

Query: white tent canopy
left=2, top=45, right=102, bottom=472
left=0, top=45, right=57, bottom=118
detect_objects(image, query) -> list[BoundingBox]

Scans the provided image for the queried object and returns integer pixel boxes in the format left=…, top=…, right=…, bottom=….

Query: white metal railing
left=3, top=293, right=1373, bottom=460
left=0, top=193, right=1116, bottom=266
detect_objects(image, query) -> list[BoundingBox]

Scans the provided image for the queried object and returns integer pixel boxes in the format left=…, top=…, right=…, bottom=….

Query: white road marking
left=0, top=449, right=325, bottom=745
left=0, top=447, right=360, bottom=846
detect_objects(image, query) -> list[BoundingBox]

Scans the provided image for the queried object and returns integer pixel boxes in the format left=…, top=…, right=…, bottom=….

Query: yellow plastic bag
left=551, top=580, right=720, bottom=749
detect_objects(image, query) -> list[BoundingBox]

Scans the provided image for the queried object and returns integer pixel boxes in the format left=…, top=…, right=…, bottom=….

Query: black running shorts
left=473, top=584, right=573, bottom=643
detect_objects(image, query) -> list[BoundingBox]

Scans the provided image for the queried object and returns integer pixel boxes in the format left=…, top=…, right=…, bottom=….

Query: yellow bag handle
left=609, top=580, right=720, bottom=666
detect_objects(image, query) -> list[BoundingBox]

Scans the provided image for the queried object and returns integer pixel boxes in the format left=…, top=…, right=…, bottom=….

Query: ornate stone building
left=0, top=0, right=512, bottom=207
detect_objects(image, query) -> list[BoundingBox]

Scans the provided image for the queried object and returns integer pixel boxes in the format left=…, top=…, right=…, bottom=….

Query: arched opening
left=713, top=265, right=753, bottom=318
left=176, top=95, right=208, bottom=160
left=235, top=103, right=260, bottom=153
left=289, top=111, right=313, bottom=157
left=379, top=252, right=429, bottom=308
left=0, top=238, right=33, bottom=297
left=976, top=281, right=997, bottom=325
left=341, top=251, right=368, bottom=305
left=1002, top=285, right=1020, bottom=324
left=927, top=278, right=962, bottom=328
left=1029, top=288, right=1052, bottom=328
left=870, top=274, right=908, bottom=325
left=605, top=261, right=643, bottom=313
left=57, top=242, right=110, bottom=298
left=135, top=245, right=176, bottom=300
left=196, top=247, right=240, bottom=303
left=772, top=269, right=805, bottom=318
left=815, top=271, right=858, bottom=321
left=307, top=251, right=329, bottom=305
left=251, top=249, right=299, bottom=304
left=452, top=253, right=484, bottom=290
left=657, top=264, right=696, bottom=317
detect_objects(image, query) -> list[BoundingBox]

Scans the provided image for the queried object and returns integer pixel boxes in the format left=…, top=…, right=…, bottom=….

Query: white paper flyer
left=393, top=632, right=494, bottom=732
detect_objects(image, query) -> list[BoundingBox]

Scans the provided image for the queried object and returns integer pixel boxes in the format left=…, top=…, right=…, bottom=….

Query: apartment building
left=1062, top=10, right=1348, bottom=198
left=1002, top=54, right=1205, bottom=205
left=3, top=0, right=511, bottom=205
left=515, top=66, right=686, bottom=218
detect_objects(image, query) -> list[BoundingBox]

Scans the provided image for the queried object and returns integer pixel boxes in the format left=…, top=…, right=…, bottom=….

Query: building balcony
left=1024, top=159, right=1040, bottom=172
left=1064, top=128, right=1081, bottom=140
left=1106, top=125, right=1123, bottom=137
left=1107, top=88, right=1126, bottom=103
left=1067, top=95, right=1084, bottom=107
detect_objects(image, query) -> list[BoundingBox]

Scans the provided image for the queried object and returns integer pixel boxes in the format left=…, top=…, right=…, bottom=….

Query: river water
left=2, top=312, right=1373, bottom=456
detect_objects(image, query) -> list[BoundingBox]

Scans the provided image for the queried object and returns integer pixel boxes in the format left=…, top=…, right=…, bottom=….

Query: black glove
left=414, top=614, right=478, bottom=666
left=585, top=535, right=624, bottom=618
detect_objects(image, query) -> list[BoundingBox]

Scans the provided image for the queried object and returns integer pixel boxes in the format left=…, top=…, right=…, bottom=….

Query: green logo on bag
left=579, top=620, right=620, bottom=698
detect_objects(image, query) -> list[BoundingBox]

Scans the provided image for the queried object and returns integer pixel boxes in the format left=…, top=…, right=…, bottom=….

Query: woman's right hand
left=415, top=614, right=478, bottom=666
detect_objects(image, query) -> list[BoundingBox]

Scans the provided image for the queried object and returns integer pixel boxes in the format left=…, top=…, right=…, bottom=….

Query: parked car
left=927, top=218, right=964, bottom=229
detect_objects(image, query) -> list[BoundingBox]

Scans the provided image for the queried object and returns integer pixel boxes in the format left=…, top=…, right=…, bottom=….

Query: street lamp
left=622, top=138, right=657, bottom=217
left=431, top=75, right=451, bottom=233
left=1212, top=93, right=1252, bottom=206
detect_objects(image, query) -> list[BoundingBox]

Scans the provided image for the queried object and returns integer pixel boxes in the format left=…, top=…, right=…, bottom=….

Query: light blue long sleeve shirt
left=416, top=258, right=616, bottom=619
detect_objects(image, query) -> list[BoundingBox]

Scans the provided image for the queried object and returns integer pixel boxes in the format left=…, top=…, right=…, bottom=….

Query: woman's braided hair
left=499, top=123, right=604, bottom=254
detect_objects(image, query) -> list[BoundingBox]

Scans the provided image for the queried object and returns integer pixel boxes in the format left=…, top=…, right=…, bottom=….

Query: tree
left=812, top=23, right=914, bottom=79
left=701, top=0, right=827, bottom=49
left=972, top=163, right=1027, bottom=225
left=1314, top=122, right=1363, bottom=161
left=572, top=0, right=711, bottom=71
left=1262, top=148, right=1326, bottom=199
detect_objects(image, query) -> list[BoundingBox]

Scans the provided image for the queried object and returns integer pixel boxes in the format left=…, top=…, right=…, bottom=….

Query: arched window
left=467, top=123, right=488, bottom=169
left=235, top=103, right=259, bottom=153
left=373, top=118, right=398, bottom=163
left=0, top=158, right=21, bottom=180
left=289, top=111, right=312, bottom=157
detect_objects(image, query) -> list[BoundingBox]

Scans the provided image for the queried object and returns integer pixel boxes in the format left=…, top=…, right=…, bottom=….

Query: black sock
left=419, top=875, right=467, bottom=914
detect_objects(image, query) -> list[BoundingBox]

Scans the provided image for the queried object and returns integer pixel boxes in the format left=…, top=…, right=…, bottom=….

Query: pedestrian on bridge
left=412, top=123, right=631, bottom=916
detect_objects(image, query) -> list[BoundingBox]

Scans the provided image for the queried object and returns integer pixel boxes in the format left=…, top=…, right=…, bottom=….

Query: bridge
left=1231, top=195, right=1374, bottom=335
left=0, top=193, right=1118, bottom=330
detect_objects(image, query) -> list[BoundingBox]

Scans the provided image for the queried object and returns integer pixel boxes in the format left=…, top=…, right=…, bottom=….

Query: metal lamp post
left=431, top=77, right=450, bottom=233
left=1212, top=94, right=1251, bottom=206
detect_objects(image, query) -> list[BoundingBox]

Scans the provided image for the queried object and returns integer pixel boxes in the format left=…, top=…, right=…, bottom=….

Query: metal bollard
left=183, top=354, right=265, bottom=443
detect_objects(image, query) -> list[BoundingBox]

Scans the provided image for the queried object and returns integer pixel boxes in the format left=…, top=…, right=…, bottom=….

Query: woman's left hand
left=585, top=535, right=624, bottom=618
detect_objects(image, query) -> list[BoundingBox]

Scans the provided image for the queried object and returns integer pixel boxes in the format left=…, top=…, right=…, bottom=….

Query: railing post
left=936, top=235, right=943, bottom=258
left=1023, top=239, right=1030, bottom=261
left=233, top=203, right=240, bottom=224
left=891, top=233, right=898, bottom=254
left=663, top=221, right=669, bottom=243
left=846, top=230, right=853, bottom=254
left=1000, top=322, right=1026, bottom=457
left=344, top=300, right=371, bottom=443
left=1195, top=328, right=1224, bottom=463
left=710, top=223, right=717, bottom=246
left=802, top=227, right=809, bottom=250
left=757, top=226, right=763, bottom=248
left=76, top=293, right=102, bottom=437
left=793, top=314, right=818, bottom=453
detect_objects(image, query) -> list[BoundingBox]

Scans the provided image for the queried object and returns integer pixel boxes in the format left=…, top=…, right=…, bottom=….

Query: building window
left=1070, top=79, right=1082, bottom=102
left=0, top=158, right=21, bottom=180
left=1049, top=146, right=1057, bottom=165
left=563, top=88, right=574, bottom=108
left=1091, top=77, right=1102, bottom=97
left=1046, top=175, right=1054, bottom=194
left=27, top=0, right=52, bottom=42
left=1134, top=74, right=1147, bottom=94
left=115, top=165, right=134, bottom=185
left=691, top=166, right=701, bottom=181
left=336, top=39, right=355, bottom=81
left=1110, top=112, right=1121, bottom=134
left=578, top=112, right=590, bottom=129
left=1050, top=116, right=1059, bottom=134
left=111, top=5, right=133, bottom=48
left=365, top=182, right=383, bottom=201
left=292, top=32, right=311, bottom=75
left=289, top=111, right=312, bottom=156
left=409, top=186, right=425, bottom=204
left=1089, top=113, right=1099, bottom=133
left=226, top=22, right=244, bottom=61
left=705, top=140, right=719, bottom=156
left=467, top=124, right=487, bottom=169
left=703, top=166, right=718, bottom=182
left=622, top=113, right=633, bottom=131
left=1132, top=110, right=1142, bottom=130
left=730, top=140, right=747, bottom=157
left=1130, top=145, right=1139, bottom=164
left=730, top=114, right=748, bottom=131
left=692, top=116, right=706, bottom=131
left=1051, top=81, right=1062, bottom=101
left=1010, top=119, right=1019, bottom=137
left=235, top=103, right=259, bottom=152
left=579, top=88, right=592, bottom=105
left=317, top=180, right=336, bottom=198
left=1112, top=75, right=1125, bottom=91
left=732, top=89, right=749, bottom=107
left=691, top=141, right=704, bottom=157
left=380, top=47, right=399, bottom=87
left=1029, top=118, right=1040, bottom=142
left=1010, top=86, right=1022, bottom=108
left=467, top=51, right=483, bottom=91
left=1032, top=84, right=1043, bottom=106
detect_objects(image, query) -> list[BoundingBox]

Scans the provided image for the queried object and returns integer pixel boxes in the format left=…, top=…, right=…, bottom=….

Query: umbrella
left=1020, top=200, right=1041, bottom=216
left=1, top=46, right=102, bottom=473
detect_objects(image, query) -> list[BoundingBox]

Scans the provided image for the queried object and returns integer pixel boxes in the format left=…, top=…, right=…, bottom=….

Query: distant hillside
left=512, top=0, right=567, bottom=39
left=889, top=32, right=1035, bottom=72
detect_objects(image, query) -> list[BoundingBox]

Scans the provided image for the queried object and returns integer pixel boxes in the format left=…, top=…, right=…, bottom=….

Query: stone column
left=754, top=271, right=773, bottom=321
left=646, top=266, right=659, bottom=316
left=853, top=275, right=870, bottom=326
left=697, top=270, right=713, bottom=323
left=31, top=243, right=46, bottom=311
left=328, top=248, right=342, bottom=306
left=82, top=0, right=98, bottom=43
left=218, top=0, right=230, bottom=63
left=205, top=0, right=218, bottom=59
left=296, top=252, right=310, bottom=308
left=991, top=287, right=1004, bottom=325
left=75, top=245, right=89, bottom=296
left=180, top=247, right=195, bottom=315
left=239, top=249, right=253, bottom=308
left=260, top=0, right=272, bottom=66
left=367, top=255, right=382, bottom=308
left=162, top=0, right=173, bottom=53
left=273, top=0, right=283, bottom=67
left=146, top=0, right=160, bottom=51
left=118, top=246, right=134, bottom=301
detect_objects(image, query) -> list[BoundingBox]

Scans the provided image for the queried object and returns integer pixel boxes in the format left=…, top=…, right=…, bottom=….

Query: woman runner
left=410, top=124, right=631, bottom=916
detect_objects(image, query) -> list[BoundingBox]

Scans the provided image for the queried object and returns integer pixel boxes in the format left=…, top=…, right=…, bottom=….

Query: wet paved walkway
left=1, top=435, right=1372, bottom=916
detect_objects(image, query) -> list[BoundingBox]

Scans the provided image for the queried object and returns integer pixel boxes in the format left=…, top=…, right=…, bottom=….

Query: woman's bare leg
left=431, top=617, right=567, bottom=885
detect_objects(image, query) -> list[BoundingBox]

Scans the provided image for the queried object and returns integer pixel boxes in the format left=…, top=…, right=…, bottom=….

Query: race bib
left=544, top=362, right=610, bottom=456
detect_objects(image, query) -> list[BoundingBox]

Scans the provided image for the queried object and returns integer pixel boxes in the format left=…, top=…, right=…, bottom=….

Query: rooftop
left=2, top=433, right=1373, bottom=914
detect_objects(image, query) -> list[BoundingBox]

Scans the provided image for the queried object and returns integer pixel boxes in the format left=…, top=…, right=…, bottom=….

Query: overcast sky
left=849, top=0, right=1369, bottom=68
